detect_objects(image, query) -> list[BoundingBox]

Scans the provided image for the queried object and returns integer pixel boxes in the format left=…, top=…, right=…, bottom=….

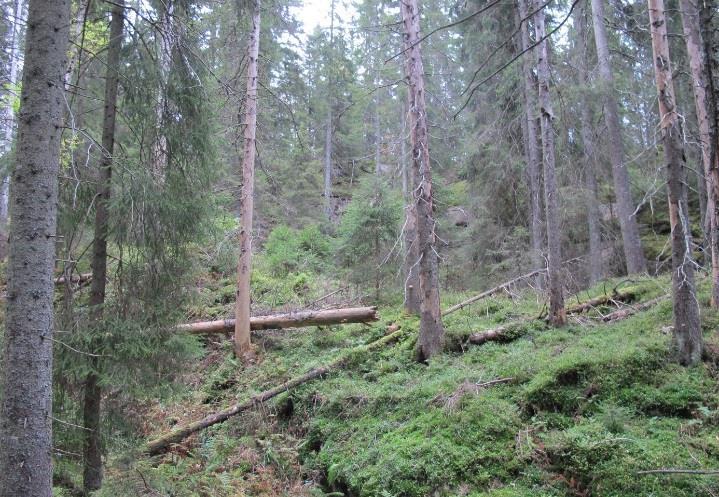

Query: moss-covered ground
left=79, top=274, right=719, bottom=497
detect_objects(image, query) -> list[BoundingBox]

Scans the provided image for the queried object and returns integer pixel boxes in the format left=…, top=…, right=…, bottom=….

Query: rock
left=448, top=206, right=469, bottom=227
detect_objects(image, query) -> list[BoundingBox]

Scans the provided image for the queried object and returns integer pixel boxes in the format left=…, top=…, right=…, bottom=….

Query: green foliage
left=262, top=224, right=331, bottom=276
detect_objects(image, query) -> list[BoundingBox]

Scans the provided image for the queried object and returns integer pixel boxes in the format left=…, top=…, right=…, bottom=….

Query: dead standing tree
left=400, top=0, right=445, bottom=360
left=648, top=0, right=702, bottom=365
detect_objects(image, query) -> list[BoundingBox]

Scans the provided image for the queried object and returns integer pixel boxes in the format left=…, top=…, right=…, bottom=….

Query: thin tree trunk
left=0, top=0, right=24, bottom=261
left=679, top=0, right=719, bottom=306
left=402, top=81, right=420, bottom=315
left=590, top=0, right=647, bottom=275
left=648, top=0, right=702, bottom=366
left=517, top=0, right=544, bottom=288
left=401, top=0, right=445, bottom=360
left=534, top=0, right=565, bottom=326
left=323, top=0, right=336, bottom=221
left=234, top=0, right=260, bottom=358
left=0, top=1, right=70, bottom=496
left=83, top=2, right=123, bottom=493
left=574, top=1, right=604, bottom=284
left=151, top=0, right=175, bottom=182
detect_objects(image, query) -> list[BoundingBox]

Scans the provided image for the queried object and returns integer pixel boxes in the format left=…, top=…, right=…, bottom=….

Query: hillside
left=61, top=275, right=719, bottom=497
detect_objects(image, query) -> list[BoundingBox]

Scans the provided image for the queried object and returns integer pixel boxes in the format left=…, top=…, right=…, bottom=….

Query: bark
left=590, top=0, right=647, bottom=275
left=234, top=0, right=260, bottom=358
left=0, top=1, right=70, bottom=496
left=177, top=306, right=379, bottom=334
left=648, top=0, right=702, bottom=366
left=0, top=0, right=24, bottom=260
left=679, top=0, right=719, bottom=306
left=83, top=2, right=123, bottom=492
left=700, top=0, right=719, bottom=306
left=533, top=0, right=565, bottom=326
left=402, top=78, right=420, bottom=315
left=517, top=0, right=544, bottom=288
left=401, top=0, right=445, bottom=360
left=145, top=328, right=406, bottom=455
left=574, top=2, right=604, bottom=284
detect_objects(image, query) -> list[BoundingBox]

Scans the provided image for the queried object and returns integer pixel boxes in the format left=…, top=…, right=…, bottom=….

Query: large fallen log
left=176, top=306, right=379, bottom=334
left=564, top=289, right=635, bottom=315
left=600, top=295, right=668, bottom=322
left=145, top=327, right=407, bottom=455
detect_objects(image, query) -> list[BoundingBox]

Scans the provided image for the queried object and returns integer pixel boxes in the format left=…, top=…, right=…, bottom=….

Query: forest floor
left=69, top=273, right=719, bottom=497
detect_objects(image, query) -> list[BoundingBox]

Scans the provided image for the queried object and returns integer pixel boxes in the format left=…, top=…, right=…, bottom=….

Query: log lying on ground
left=466, top=289, right=640, bottom=346
left=564, top=289, right=635, bottom=315
left=442, top=269, right=546, bottom=316
left=145, top=327, right=406, bottom=455
left=600, top=295, right=668, bottom=322
left=442, top=256, right=587, bottom=316
left=53, top=272, right=92, bottom=285
left=176, top=306, right=379, bottom=334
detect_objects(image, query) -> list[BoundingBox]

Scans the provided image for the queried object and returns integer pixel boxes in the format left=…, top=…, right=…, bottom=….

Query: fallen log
left=600, top=295, right=668, bottom=322
left=54, top=272, right=92, bottom=285
left=442, top=269, right=546, bottom=316
left=442, top=256, right=587, bottom=317
left=145, top=327, right=407, bottom=455
left=176, top=306, right=379, bottom=334
left=466, top=289, right=641, bottom=347
left=564, top=289, right=635, bottom=315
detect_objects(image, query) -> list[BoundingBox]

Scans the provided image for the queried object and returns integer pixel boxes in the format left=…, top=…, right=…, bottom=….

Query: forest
left=1, top=0, right=719, bottom=495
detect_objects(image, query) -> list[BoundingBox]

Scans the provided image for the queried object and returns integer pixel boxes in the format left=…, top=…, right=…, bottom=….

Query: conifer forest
left=5, top=0, right=719, bottom=495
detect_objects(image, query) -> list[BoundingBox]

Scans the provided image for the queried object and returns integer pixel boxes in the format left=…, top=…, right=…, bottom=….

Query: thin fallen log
left=442, top=269, right=546, bottom=316
left=442, top=256, right=587, bottom=317
left=637, top=468, right=719, bottom=476
left=176, top=306, right=379, bottom=334
left=54, top=273, right=92, bottom=285
left=145, top=327, right=406, bottom=455
left=467, top=289, right=641, bottom=347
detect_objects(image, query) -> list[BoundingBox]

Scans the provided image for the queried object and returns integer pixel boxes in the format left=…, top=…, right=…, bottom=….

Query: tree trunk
left=234, top=0, right=260, bottom=358
left=574, top=1, right=604, bottom=284
left=517, top=0, right=544, bottom=288
left=177, top=306, right=379, bottom=334
left=0, top=1, right=70, bottom=496
left=0, top=0, right=24, bottom=261
left=150, top=0, right=175, bottom=182
left=82, top=2, right=123, bottom=493
left=648, top=0, right=702, bottom=366
left=402, top=81, right=420, bottom=316
left=401, top=0, right=445, bottom=360
left=679, top=0, right=719, bottom=306
left=590, top=0, right=647, bottom=275
left=324, top=0, right=336, bottom=221
left=534, top=0, right=565, bottom=326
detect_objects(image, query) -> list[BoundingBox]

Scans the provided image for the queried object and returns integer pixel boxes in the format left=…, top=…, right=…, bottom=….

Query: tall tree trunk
left=0, top=0, right=24, bottom=261
left=534, top=0, right=565, bottom=326
left=400, top=0, right=444, bottom=360
left=83, top=2, right=123, bottom=493
left=590, top=0, right=646, bottom=275
left=648, top=0, right=702, bottom=366
left=574, top=1, right=604, bottom=284
left=234, top=0, right=260, bottom=358
left=323, top=0, right=335, bottom=221
left=151, top=0, right=175, bottom=182
left=679, top=0, right=719, bottom=306
left=0, top=1, right=70, bottom=496
left=517, top=0, right=544, bottom=286
left=401, top=67, right=420, bottom=316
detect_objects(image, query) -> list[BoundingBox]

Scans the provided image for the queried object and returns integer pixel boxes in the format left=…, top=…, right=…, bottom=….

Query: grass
left=91, top=275, right=719, bottom=497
